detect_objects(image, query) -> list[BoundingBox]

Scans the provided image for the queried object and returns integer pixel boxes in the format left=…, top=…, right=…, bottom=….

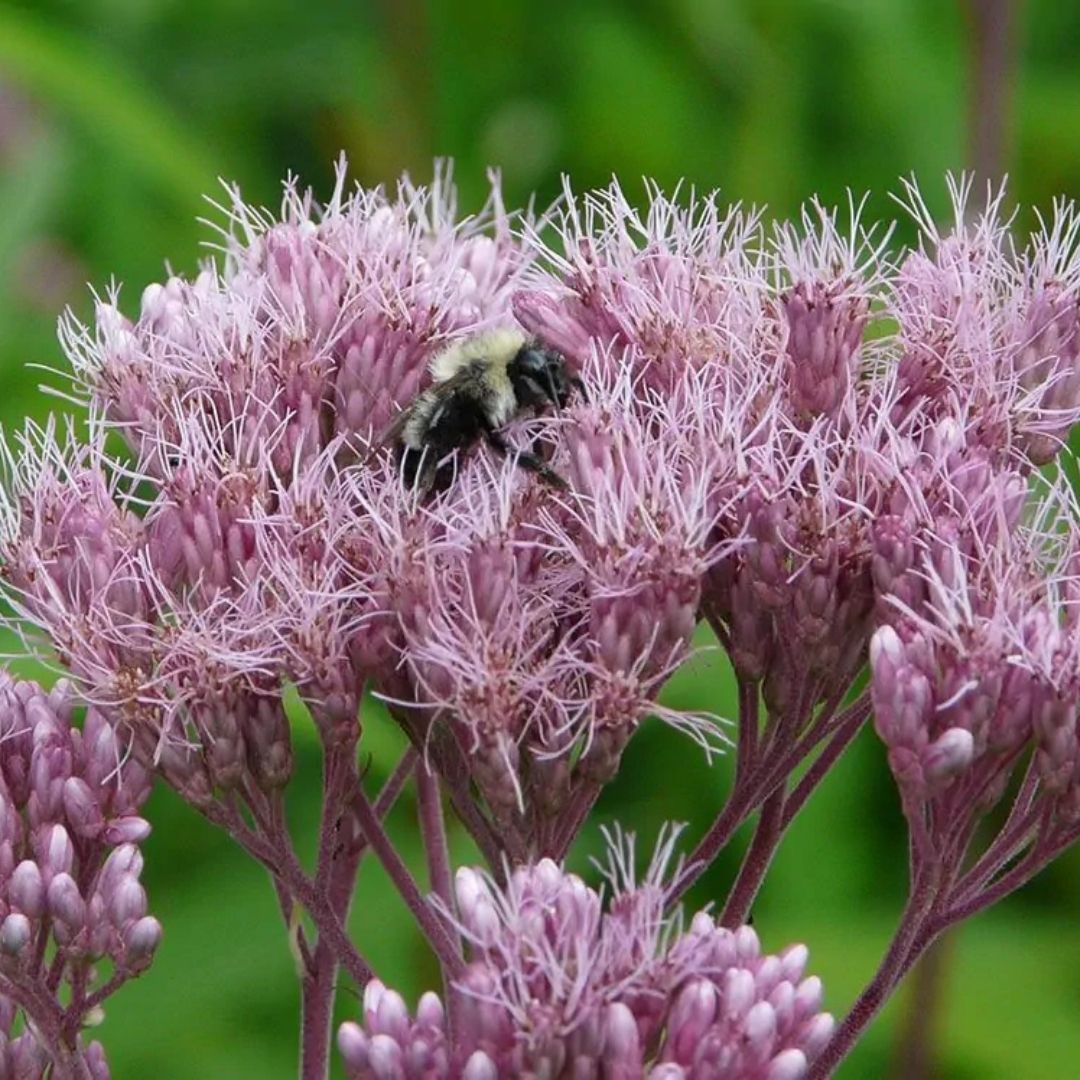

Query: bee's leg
left=484, top=429, right=568, bottom=490
left=431, top=457, right=457, bottom=494
left=400, top=446, right=434, bottom=497
left=530, top=429, right=556, bottom=464
left=399, top=445, right=421, bottom=487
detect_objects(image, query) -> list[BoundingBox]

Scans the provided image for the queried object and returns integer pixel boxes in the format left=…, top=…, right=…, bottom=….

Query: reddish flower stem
left=720, top=787, right=786, bottom=927
left=670, top=779, right=756, bottom=903
left=810, top=868, right=941, bottom=1079
left=195, top=797, right=375, bottom=989
left=352, top=789, right=465, bottom=976
left=373, top=747, right=419, bottom=818
left=734, top=675, right=759, bottom=784
left=73, top=970, right=130, bottom=1022
left=415, top=758, right=465, bottom=1040
left=673, top=689, right=871, bottom=904
left=390, top=709, right=506, bottom=869
left=550, top=779, right=603, bottom=862
left=301, top=744, right=364, bottom=1080
left=415, top=761, right=457, bottom=946
left=952, top=766, right=1040, bottom=903
left=887, top=829, right=1072, bottom=999
left=0, top=973, right=65, bottom=1061
left=780, top=698, right=872, bottom=829
left=940, top=834, right=1064, bottom=929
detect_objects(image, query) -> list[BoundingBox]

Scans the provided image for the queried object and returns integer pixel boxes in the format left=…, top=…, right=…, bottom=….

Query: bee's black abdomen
left=398, top=393, right=489, bottom=493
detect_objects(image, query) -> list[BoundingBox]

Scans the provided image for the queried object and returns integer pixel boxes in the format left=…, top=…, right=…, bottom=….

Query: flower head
left=339, top=828, right=832, bottom=1078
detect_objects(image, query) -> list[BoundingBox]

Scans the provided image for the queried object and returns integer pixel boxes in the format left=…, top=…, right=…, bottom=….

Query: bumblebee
left=382, top=328, right=584, bottom=494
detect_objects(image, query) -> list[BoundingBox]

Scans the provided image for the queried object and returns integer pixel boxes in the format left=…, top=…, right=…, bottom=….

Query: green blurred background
left=2, top=0, right=1079, bottom=1076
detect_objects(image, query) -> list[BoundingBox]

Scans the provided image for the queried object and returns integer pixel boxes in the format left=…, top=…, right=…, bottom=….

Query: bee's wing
left=361, top=402, right=414, bottom=471
left=430, top=362, right=485, bottom=395
left=375, top=404, right=413, bottom=448
left=363, top=366, right=482, bottom=467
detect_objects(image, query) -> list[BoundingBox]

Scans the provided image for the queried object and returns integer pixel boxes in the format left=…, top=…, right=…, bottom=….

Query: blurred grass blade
left=0, top=5, right=220, bottom=209
left=0, top=129, right=67, bottom=308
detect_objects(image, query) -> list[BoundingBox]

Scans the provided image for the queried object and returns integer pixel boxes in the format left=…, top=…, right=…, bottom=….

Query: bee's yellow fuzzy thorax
left=429, top=328, right=527, bottom=384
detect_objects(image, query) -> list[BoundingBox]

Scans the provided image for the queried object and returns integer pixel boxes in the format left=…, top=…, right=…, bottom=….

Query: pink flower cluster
left=339, top=831, right=832, bottom=1079
left=2, top=160, right=1080, bottom=1076
left=0, top=676, right=158, bottom=1078
left=1, top=164, right=739, bottom=866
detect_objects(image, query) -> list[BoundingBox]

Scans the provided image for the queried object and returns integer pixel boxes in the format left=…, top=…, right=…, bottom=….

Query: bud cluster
left=339, top=832, right=832, bottom=1079
left=869, top=507, right=1080, bottom=830
left=0, top=676, right=159, bottom=1077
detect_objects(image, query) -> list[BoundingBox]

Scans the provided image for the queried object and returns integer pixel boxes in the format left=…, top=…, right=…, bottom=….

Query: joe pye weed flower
left=0, top=159, right=1079, bottom=1077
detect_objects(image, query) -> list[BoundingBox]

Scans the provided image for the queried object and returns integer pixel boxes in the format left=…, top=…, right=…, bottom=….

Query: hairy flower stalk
left=1, top=161, right=1080, bottom=1075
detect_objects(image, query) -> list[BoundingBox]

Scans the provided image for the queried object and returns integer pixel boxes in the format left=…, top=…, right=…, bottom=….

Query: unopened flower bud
left=766, top=1048, right=808, bottom=1080
left=38, top=823, right=74, bottom=878
left=462, top=1051, right=498, bottom=1080
left=62, top=777, right=104, bottom=838
left=102, top=816, right=151, bottom=845
left=98, top=844, right=143, bottom=897
left=373, top=988, right=410, bottom=1044
left=83, top=1040, right=110, bottom=1080
left=8, top=860, right=44, bottom=917
left=8, top=1031, right=47, bottom=1075
left=665, top=980, right=716, bottom=1062
left=416, top=992, right=444, bottom=1030
left=367, top=1033, right=404, bottom=1077
left=800, top=1013, right=837, bottom=1059
left=338, top=1021, right=370, bottom=1073
left=124, top=915, right=163, bottom=967
left=0, top=913, right=31, bottom=955
left=47, top=872, right=86, bottom=930
left=108, top=875, right=147, bottom=927
left=923, top=727, right=975, bottom=786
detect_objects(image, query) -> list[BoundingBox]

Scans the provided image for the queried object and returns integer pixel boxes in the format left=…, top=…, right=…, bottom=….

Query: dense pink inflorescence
left=0, top=675, right=158, bottom=1078
left=870, top=487, right=1080, bottom=840
left=3, top=165, right=1078, bottom=845
left=4, top=160, right=1080, bottom=1074
left=1, top=163, right=740, bottom=861
left=338, top=830, right=833, bottom=1079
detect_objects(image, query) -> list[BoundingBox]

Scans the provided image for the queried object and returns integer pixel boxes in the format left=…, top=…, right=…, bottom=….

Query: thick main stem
left=810, top=870, right=940, bottom=1079
left=299, top=953, right=337, bottom=1080
left=301, top=743, right=363, bottom=1080
left=890, top=932, right=954, bottom=1080
left=720, top=788, right=785, bottom=926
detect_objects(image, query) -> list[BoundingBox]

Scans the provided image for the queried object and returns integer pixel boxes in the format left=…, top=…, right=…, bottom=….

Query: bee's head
left=510, top=345, right=586, bottom=409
